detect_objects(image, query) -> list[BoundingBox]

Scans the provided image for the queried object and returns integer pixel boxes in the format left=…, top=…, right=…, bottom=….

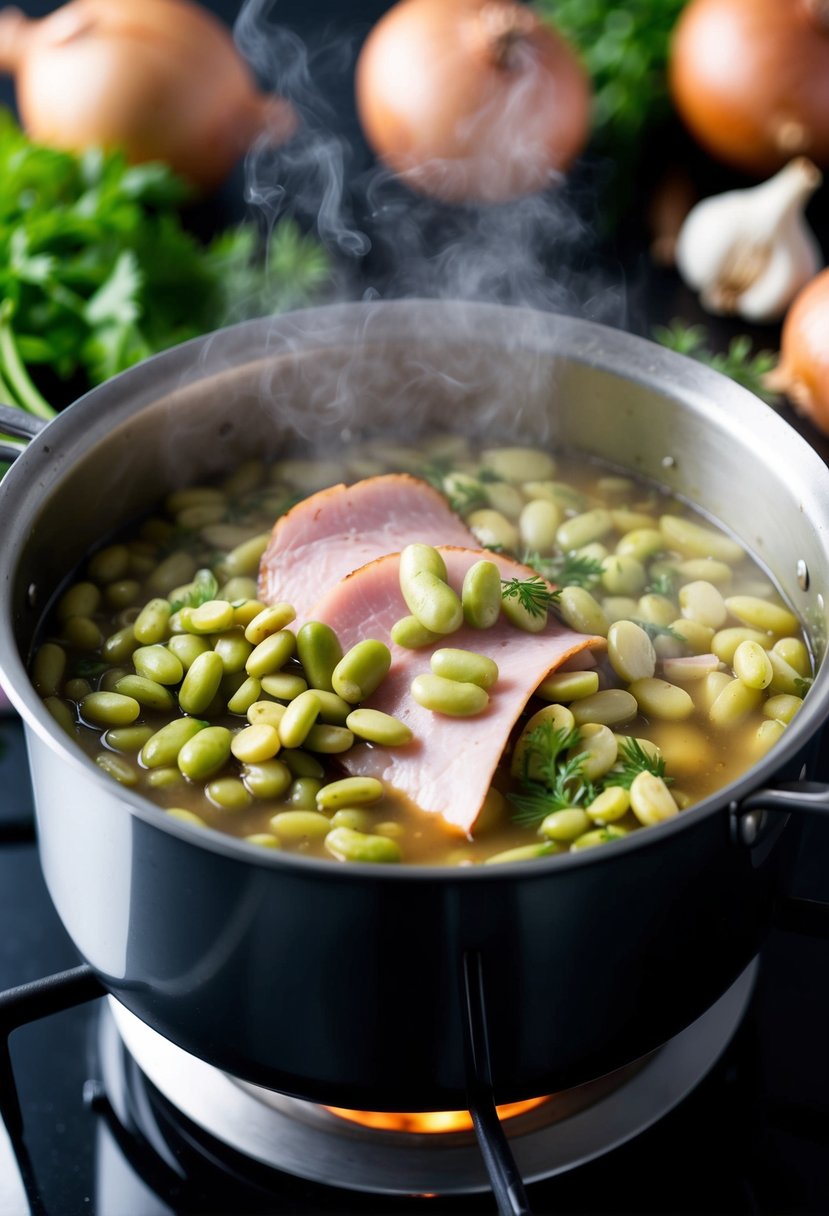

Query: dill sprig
left=510, top=753, right=596, bottom=826
left=525, top=550, right=604, bottom=590
left=509, top=721, right=595, bottom=826
left=520, top=720, right=581, bottom=787
left=609, top=738, right=670, bottom=790
left=501, top=575, right=560, bottom=619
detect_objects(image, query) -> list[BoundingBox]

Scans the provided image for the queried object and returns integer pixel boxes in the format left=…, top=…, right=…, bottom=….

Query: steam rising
left=224, top=1, right=628, bottom=456
left=234, top=0, right=624, bottom=324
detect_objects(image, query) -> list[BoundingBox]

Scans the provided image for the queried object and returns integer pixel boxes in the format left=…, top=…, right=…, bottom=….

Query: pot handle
left=732, top=781, right=829, bottom=940
left=0, top=405, right=47, bottom=464
left=730, top=781, right=829, bottom=845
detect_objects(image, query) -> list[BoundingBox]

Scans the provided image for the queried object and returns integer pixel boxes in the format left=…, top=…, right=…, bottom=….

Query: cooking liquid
left=32, top=438, right=813, bottom=865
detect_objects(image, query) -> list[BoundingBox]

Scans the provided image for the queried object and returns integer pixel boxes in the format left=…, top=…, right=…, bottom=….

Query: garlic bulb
left=675, top=157, right=823, bottom=323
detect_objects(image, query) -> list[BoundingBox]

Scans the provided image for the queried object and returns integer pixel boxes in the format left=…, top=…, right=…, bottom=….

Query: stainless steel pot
left=1, top=300, right=828, bottom=1111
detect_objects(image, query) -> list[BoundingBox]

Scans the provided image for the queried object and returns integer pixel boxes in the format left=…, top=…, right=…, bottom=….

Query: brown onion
left=0, top=0, right=296, bottom=192
left=669, top=0, right=829, bottom=177
left=355, top=0, right=591, bottom=204
left=765, top=268, right=829, bottom=435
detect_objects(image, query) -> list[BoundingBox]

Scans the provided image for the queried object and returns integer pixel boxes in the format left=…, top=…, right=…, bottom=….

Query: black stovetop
left=4, top=1, right=829, bottom=1212
left=2, top=714, right=829, bottom=1216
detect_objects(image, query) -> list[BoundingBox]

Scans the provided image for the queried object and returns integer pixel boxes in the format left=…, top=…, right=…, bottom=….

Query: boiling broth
left=30, top=436, right=813, bottom=864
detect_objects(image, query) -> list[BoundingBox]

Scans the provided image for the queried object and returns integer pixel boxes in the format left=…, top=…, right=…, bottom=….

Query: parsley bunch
left=535, top=0, right=686, bottom=164
left=0, top=111, right=328, bottom=419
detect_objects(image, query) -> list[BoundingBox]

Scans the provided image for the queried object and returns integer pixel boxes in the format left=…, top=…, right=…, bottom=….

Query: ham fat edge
left=259, top=478, right=604, bottom=834
left=258, top=473, right=476, bottom=617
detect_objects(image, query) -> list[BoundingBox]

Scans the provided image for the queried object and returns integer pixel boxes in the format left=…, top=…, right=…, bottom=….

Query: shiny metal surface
left=107, top=961, right=756, bottom=1195
left=0, top=301, right=827, bottom=1106
left=2, top=302, right=828, bottom=852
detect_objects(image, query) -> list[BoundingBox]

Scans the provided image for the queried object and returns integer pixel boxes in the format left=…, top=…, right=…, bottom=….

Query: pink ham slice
left=306, top=547, right=604, bottom=834
left=258, top=474, right=476, bottom=618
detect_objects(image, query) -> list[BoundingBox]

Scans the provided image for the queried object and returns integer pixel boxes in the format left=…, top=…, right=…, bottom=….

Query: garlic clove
left=675, top=157, right=823, bottom=323
left=736, top=219, right=821, bottom=322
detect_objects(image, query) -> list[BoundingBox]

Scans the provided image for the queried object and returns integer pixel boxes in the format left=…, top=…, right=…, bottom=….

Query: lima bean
left=132, top=645, right=184, bottom=686
left=332, top=640, right=391, bottom=703
left=279, top=690, right=322, bottom=748
left=410, top=673, right=489, bottom=717
left=345, top=708, right=413, bottom=746
left=400, top=569, right=463, bottom=636
left=206, top=777, right=252, bottom=810
left=178, top=651, right=225, bottom=715
left=296, top=621, right=343, bottom=692
left=177, top=726, right=232, bottom=780
left=535, top=669, right=599, bottom=703
left=244, top=603, right=297, bottom=645
left=629, top=771, right=678, bottom=826
left=141, top=718, right=206, bottom=768
left=430, top=648, right=498, bottom=689
left=317, top=776, right=384, bottom=811
left=725, top=596, right=798, bottom=636
left=80, top=691, right=140, bottom=727
left=324, top=826, right=402, bottom=864
left=461, top=560, right=502, bottom=629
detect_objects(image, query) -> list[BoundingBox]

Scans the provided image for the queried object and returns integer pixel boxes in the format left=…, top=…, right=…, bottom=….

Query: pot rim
left=2, top=298, right=828, bottom=881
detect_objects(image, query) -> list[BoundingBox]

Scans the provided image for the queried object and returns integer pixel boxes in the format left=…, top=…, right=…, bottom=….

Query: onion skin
left=0, top=0, right=296, bottom=193
left=355, top=0, right=591, bottom=204
left=669, top=0, right=829, bottom=176
left=765, top=268, right=829, bottom=434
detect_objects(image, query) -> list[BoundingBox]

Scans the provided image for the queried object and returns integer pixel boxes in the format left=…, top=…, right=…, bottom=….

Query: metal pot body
left=2, top=302, right=828, bottom=1110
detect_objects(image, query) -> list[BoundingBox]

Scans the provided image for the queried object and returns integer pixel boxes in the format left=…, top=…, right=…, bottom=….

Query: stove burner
left=104, top=961, right=757, bottom=1198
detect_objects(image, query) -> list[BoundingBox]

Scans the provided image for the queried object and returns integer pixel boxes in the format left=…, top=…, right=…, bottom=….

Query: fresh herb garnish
left=609, top=737, right=671, bottom=790
left=169, top=568, right=219, bottom=614
left=418, top=459, right=453, bottom=494
left=0, top=111, right=328, bottom=414
left=449, top=481, right=489, bottom=516
left=794, top=676, right=813, bottom=698
left=536, top=0, right=685, bottom=158
left=645, top=571, right=677, bottom=597
left=509, top=720, right=595, bottom=825
left=632, top=618, right=684, bottom=643
left=526, top=551, right=604, bottom=590
left=653, top=321, right=780, bottom=405
left=501, top=575, right=561, bottom=618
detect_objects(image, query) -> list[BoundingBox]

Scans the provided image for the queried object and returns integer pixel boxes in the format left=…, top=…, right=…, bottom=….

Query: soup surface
left=30, top=436, right=813, bottom=865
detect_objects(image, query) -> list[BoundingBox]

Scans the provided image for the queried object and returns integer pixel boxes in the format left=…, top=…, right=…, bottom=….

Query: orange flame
left=324, top=1096, right=548, bottom=1134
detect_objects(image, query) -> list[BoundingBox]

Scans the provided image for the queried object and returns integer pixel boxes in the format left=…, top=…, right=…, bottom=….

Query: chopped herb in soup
left=30, top=437, right=814, bottom=865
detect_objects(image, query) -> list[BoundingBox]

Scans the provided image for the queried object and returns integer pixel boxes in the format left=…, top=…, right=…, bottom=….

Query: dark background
left=2, top=3, right=829, bottom=1214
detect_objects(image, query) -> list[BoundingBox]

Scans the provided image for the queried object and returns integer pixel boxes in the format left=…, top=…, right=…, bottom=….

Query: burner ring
left=104, top=961, right=756, bottom=1197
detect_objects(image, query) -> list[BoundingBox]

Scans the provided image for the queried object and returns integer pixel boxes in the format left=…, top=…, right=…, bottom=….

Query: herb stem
left=0, top=302, right=55, bottom=420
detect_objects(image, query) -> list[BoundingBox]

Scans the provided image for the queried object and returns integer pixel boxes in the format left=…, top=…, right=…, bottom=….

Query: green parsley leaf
left=654, top=320, right=780, bottom=405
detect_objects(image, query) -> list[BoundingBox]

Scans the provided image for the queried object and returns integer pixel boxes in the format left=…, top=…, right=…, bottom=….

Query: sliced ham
left=306, top=547, right=604, bottom=834
left=258, top=474, right=475, bottom=617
